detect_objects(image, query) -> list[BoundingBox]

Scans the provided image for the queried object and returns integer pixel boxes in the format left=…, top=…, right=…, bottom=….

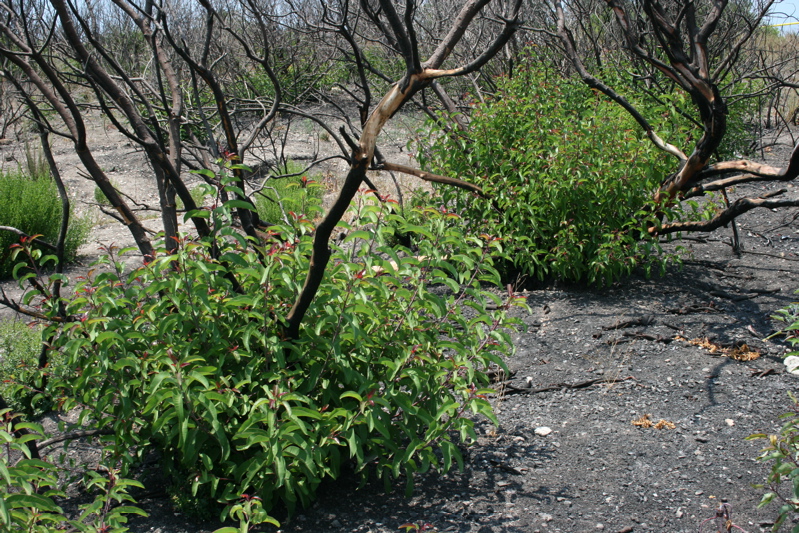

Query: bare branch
left=656, top=192, right=799, bottom=235
left=0, top=226, right=57, bottom=251
left=378, top=161, right=486, bottom=197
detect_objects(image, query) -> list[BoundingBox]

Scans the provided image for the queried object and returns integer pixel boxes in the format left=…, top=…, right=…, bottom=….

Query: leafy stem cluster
left=4, top=176, right=524, bottom=527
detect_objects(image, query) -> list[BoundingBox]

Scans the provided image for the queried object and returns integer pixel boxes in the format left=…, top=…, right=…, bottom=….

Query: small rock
left=596, top=523, right=605, bottom=530
left=785, top=355, right=799, bottom=374
left=618, top=527, right=634, bottom=533
left=695, top=490, right=704, bottom=495
left=539, top=513, right=554, bottom=522
left=676, top=508, right=684, bottom=518
left=331, top=519, right=343, bottom=528
left=725, top=419, right=735, bottom=427
left=535, top=427, right=552, bottom=436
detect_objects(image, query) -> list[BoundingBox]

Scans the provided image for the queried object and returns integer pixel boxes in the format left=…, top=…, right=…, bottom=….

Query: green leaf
left=192, top=169, right=217, bottom=179
left=225, top=199, right=255, bottom=211
left=113, top=505, right=149, bottom=517
left=185, top=209, right=211, bottom=221
left=340, top=391, right=363, bottom=403
left=6, top=493, right=63, bottom=513
left=343, top=230, right=371, bottom=243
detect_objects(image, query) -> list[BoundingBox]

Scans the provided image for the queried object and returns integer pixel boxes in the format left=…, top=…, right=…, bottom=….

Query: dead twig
left=602, top=315, right=655, bottom=330
left=37, top=428, right=115, bottom=451
left=501, top=377, right=633, bottom=397
left=489, top=459, right=523, bottom=475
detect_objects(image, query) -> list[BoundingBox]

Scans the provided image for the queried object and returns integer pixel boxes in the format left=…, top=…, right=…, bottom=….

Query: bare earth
left=2, top=121, right=799, bottom=533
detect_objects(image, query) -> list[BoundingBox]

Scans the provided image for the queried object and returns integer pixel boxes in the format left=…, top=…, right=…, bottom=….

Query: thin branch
left=0, top=226, right=57, bottom=251
left=38, top=428, right=115, bottom=450
left=378, top=161, right=486, bottom=197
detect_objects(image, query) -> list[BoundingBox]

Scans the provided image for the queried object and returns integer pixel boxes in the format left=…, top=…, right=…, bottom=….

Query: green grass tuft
left=0, top=163, right=90, bottom=279
left=255, top=161, right=323, bottom=225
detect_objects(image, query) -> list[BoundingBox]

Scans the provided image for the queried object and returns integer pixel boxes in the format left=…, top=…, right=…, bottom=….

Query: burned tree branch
left=378, top=161, right=487, bottom=197
left=656, top=192, right=799, bottom=236
left=0, top=227, right=57, bottom=251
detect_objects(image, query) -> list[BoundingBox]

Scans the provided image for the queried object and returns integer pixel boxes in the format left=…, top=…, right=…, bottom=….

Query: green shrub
left=31, top=172, right=521, bottom=525
left=0, top=166, right=89, bottom=279
left=255, top=161, right=323, bottom=225
left=239, top=52, right=350, bottom=105
left=416, top=59, right=705, bottom=285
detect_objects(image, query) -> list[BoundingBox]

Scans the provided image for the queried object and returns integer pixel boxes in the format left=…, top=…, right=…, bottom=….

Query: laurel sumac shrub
left=34, top=184, right=521, bottom=526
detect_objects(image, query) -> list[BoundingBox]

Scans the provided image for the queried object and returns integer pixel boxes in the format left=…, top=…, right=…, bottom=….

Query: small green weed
left=93, top=184, right=112, bottom=206
left=214, top=495, right=277, bottom=533
left=176, top=183, right=209, bottom=211
left=749, top=393, right=799, bottom=532
left=750, top=299, right=799, bottom=531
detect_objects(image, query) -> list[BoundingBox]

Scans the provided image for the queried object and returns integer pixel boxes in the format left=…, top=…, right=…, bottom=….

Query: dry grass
left=676, top=336, right=761, bottom=361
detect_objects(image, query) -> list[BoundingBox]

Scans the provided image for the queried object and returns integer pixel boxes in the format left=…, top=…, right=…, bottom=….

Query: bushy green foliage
left=0, top=409, right=147, bottom=532
left=24, top=169, right=520, bottom=525
left=255, top=162, right=323, bottom=225
left=0, top=166, right=89, bottom=279
left=417, top=63, right=684, bottom=284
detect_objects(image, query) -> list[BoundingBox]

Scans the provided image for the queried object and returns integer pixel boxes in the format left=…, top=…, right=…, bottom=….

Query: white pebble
left=784, top=355, right=799, bottom=374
